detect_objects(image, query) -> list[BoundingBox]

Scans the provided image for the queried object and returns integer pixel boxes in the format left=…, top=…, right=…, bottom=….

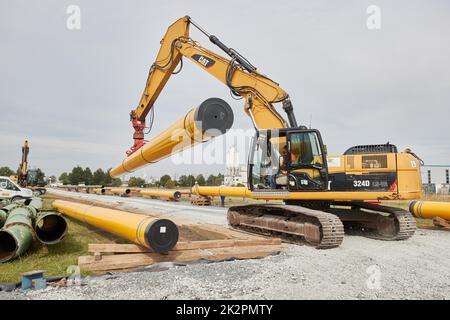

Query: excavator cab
left=248, top=128, right=329, bottom=191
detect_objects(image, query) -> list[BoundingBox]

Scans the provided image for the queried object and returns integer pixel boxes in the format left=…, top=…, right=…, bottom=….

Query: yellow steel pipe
left=409, top=201, right=450, bottom=221
left=52, top=200, right=178, bottom=253
left=110, top=98, right=233, bottom=177
left=191, top=185, right=252, bottom=198
left=92, top=188, right=106, bottom=195
left=141, top=189, right=182, bottom=201
left=109, top=188, right=131, bottom=196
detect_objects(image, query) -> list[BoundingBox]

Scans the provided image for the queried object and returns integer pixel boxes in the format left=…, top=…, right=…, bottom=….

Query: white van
left=0, top=176, right=33, bottom=201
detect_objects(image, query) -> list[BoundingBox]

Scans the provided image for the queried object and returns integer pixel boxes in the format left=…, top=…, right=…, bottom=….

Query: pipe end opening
left=35, top=214, right=68, bottom=244
left=145, top=219, right=179, bottom=253
left=0, top=231, right=18, bottom=263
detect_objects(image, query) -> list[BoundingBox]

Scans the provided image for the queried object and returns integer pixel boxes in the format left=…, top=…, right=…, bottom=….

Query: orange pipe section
left=52, top=200, right=178, bottom=253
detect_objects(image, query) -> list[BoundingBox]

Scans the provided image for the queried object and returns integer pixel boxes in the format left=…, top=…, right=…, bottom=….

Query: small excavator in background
left=10, top=140, right=46, bottom=196
left=112, top=16, right=423, bottom=248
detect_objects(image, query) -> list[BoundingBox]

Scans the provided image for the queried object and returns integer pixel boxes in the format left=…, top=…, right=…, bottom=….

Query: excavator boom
left=127, top=16, right=294, bottom=156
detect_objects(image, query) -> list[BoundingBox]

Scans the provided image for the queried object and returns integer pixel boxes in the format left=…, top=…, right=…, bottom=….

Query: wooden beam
left=79, top=245, right=281, bottom=272
left=88, top=238, right=281, bottom=254
left=189, top=224, right=263, bottom=240
left=433, top=216, right=450, bottom=229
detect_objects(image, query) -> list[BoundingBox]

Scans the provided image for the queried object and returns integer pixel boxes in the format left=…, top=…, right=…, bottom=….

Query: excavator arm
left=127, top=16, right=296, bottom=155
left=17, top=140, right=29, bottom=187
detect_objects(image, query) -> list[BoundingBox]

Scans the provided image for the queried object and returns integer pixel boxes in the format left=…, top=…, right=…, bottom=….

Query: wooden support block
left=88, top=238, right=281, bottom=254
left=433, top=216, right=450, bottom=228
left=193, top=224, right=263, bottom=240
left=79, top=244, right=282, bottom=272
left=94, top=252, right=102, bottom=261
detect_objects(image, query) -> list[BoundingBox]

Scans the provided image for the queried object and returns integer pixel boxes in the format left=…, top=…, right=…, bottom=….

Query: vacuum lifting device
left=111, top=16, right=423, bottom=248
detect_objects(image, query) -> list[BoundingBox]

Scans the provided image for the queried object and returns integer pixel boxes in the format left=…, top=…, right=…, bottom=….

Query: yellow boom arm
left=127, top=16, right=294, bottom=155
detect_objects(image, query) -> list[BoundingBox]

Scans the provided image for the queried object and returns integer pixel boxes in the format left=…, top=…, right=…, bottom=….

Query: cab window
left=289, top=132, right=324, bottom=167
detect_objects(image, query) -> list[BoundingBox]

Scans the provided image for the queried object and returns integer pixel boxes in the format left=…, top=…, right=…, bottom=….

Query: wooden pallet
left=79, top=238, right=282, bottom=272
left=191, top=196, right=212, bottom=206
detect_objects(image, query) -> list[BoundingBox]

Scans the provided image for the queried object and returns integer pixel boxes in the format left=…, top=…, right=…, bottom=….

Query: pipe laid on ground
left=110, top=98, right=234, bottom=178
left=191, top=185, right=252, bottom=198
left=140, top=189, right=182, bottom=201
left=91, top=188, right=105, bottom=195
left=0, top=204, right=16, bottom=228
left=52, top=200, right=178, bottom=253
left=109, top=188, right=131, bottom=196
left=409, top=201, right=450, bottom=220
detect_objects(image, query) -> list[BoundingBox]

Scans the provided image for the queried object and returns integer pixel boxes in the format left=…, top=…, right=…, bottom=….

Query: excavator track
left=227, top=205, right=344, bottom=249
left=326, top=202, right=416, bottom=241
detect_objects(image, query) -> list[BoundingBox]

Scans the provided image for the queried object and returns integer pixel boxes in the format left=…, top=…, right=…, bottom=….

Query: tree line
left=58, top=166, right=122, bottom=186
left=128, top=173, right=224, bottom=188
left=3, top=165, right=226, bottom=189
left=57, top=166, right=224, bottom=189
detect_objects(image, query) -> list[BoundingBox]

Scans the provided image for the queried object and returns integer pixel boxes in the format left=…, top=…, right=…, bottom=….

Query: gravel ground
left=1, top=190, right=449, bottom=300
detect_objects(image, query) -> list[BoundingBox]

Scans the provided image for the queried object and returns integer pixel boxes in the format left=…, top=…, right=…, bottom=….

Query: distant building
left=421, top=165, right=450, bottom=194
left=224, top=146, right=247, bottom=186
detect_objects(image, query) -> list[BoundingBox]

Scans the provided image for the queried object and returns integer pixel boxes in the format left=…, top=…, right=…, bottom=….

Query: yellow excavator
left=110, top=16, right=422, bottom=248
left=10, top=140, right=47, bottom=195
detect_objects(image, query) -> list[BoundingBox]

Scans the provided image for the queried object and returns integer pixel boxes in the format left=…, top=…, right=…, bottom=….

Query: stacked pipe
left=141, top=189, right=182, bottom=201
left=0, top=198, right=68, bottom=263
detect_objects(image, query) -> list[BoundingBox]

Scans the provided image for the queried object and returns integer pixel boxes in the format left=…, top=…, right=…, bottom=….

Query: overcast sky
left=1, top=0, right=449, bottom=180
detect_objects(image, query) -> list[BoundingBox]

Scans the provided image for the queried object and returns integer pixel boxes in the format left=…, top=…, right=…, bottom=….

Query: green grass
left=0, top=196, right=126, bottom=283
